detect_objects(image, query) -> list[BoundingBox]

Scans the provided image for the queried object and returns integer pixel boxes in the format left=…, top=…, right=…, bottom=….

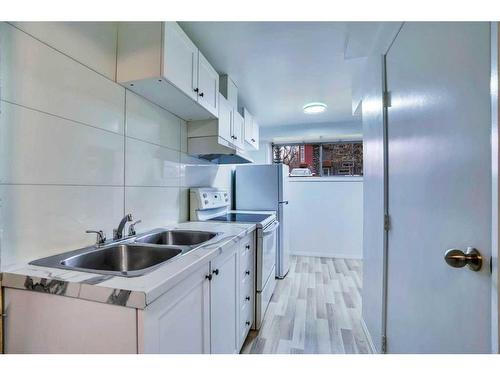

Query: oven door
left=256, top=220, right=279, bottom=291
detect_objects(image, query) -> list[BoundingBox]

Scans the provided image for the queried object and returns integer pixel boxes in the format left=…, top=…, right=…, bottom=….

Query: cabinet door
left=163, top=22, right=198, bottom=101
left=232, top=111, right=245, bottom=150
left=243, top=108, right=254, bottom=145
left=251, top=120, right=260, bottom=150
left=197, top=51, right=219, bottom=117
left=140, top=263, right=211, bottom=354
left=218, top=93, right=233, bottom=144
left=210, top=245, right=239, bottom=354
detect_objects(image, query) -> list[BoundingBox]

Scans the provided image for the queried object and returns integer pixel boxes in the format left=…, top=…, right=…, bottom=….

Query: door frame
left=491, top=21, right=499, bottom=354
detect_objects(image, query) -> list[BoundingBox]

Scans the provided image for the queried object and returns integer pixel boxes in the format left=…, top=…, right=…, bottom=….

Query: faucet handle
left=86, top=230, right=106, bottom=246
left=128, top=220, right=142, bottom=236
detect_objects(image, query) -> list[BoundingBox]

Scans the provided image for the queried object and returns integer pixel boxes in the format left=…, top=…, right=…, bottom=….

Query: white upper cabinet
left=218, top=93, right=233, bottom=144
left=163, top=22, right=198, bottom=102
left=220, top=75, right=238, bottom=109
left=117, top=22, right=219, bottom=121
left=243, top=108, right=259, bottom=150
left=252, top=121, right=260, bottom=150
left=232, top=111, right=245, bottom=150
left=197, top=51, right=219, bottom=116
left=243, top=108, right=253, bottom=145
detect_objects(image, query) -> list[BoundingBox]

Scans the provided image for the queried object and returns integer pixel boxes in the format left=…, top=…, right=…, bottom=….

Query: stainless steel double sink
left=30, top=230, right=219, bottom=277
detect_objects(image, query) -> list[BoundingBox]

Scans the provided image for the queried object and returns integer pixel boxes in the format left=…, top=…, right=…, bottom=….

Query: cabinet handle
left=212, top=269, right=219, bottom=276
left=194, top=88, right=199, bottom=93
left=245, top=321, right=251, bottom=326
left=245, top=296, right=250, bottom=301
left=245, top=244, right=250, bottom=249
left=245, top=270, right=250, bottom=275
left=199, top=92, right=204, bottom=97
left=251, top=138, right=255, bottom=142
left=205, top=274, right=212, bottom=281
left=234, top=136, right=238, bottom=140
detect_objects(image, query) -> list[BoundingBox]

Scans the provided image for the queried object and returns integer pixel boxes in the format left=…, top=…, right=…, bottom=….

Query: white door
left=232, top=111, right=245, bottom=150
left=163, top=22, right=198, bottom=101
left=197, top=51, right=219, bottom=117
left=141, top=263, right=211, bottom=353
left=385, top=22, right=491, bottom=353
left=218, top=93, right=233, bottom=144
left=210, top=246, right=238, bottom=354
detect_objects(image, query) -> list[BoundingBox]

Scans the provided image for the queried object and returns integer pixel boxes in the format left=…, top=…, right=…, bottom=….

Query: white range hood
left=188, top=135, right=253, bottom=164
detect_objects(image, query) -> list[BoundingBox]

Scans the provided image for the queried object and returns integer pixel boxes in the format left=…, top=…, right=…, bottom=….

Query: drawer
left=240, top=241, right=253, bottom=267
left=239, top=298, right=253, bottom=344
left=240, top=276, right=253, bottom=308
left=240, top=246, right=254, bottom=283
left=240, top=269, right=253, bottom=296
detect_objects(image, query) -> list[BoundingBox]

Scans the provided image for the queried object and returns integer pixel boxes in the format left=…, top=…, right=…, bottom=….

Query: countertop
left=1, top=221, right=256, bottom=309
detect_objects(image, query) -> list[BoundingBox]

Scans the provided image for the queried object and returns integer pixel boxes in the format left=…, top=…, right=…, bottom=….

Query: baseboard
left=360, top=318, right=378, bottom=354
left=290, top=251, right=362, bottom=260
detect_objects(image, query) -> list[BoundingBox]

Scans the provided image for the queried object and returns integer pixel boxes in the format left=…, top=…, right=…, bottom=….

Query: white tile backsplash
left=0, top=21, right=233, bottom=269
left=125, top=137, right=180, bottom=187
left=0, top=22, right=125, bottom=134
left=125, top=91, right=182, bottom=151
left=0, top=102, right=124, bottom=185
left=11, top=22, right=119, bottom=80
left=125, top=187, right=181, bottom=230
left=0, top=185, right=124, bottom=269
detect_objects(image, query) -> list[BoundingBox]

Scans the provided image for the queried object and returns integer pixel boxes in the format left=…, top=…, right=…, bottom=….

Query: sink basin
left=61, top=244, right=182, bottom=275
left=30, top=229, right=219, bottom=277
left=135, top=230, right=218, bottom=246
left=31, top=243, right=183, bottom=277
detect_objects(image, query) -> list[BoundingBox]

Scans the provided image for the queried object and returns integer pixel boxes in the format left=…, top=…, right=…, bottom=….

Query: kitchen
left=1, top=1, right=499, bottom=370
left=0, top=19, right=366, bottom=354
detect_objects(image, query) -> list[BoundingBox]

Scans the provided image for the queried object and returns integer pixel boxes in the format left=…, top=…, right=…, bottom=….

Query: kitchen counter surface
left=1, top=221, right=256, bottom=309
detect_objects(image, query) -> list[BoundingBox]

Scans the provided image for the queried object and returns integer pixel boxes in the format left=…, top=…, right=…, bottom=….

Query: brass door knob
left=444, top=247, right=482, bottom=271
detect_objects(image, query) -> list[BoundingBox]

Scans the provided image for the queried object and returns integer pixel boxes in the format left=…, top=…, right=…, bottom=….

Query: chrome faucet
left=128, top=219, right=142, bottom=236
left=113, top=213, right=133, bottom=240
left=86, top=230, right=106, bottom=247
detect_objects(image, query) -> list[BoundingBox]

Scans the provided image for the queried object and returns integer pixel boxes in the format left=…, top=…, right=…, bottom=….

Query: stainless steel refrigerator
left=235, top=164, right=290, bottom=278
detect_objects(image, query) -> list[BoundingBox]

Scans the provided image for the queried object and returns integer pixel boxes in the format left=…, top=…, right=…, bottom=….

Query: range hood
left=188, top=136, right=253, bottom=164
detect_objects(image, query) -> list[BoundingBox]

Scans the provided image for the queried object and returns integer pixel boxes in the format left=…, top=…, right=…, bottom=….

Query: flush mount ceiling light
left=303, top=102, right=327, bottom=114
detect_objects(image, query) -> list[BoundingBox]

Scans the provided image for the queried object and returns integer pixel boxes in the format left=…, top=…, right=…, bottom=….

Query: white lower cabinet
left=139, top=263, right=211, bottom=354
left=140, top=230, right=255, bottom=354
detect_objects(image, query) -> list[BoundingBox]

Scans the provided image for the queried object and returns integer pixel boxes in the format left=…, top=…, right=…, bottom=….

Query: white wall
left=288, top=177, right=363, bottom=259
left=247, top=142, right=272, bottom=164
left=0, top=22, right=232, bottom=270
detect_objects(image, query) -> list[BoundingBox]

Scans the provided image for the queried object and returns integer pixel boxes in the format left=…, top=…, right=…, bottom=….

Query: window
left=272, top=141, right=363, bottom=177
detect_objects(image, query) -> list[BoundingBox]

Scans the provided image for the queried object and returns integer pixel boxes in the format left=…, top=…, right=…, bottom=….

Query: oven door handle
left=263, top=221, right=280, bottom=236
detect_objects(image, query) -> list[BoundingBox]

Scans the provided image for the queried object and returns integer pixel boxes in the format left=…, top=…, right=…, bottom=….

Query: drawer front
left=239, top=297, right=253, bottom=346
left=239, top=234, right=254, bottom=283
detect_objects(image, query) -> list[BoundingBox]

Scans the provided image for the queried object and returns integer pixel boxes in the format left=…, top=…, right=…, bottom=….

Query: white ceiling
left=179, top=22, right=400, bottom=129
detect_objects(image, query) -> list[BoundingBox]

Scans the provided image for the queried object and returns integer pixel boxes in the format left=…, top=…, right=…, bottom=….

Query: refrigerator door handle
left=278, top=201, right=289, bottom=205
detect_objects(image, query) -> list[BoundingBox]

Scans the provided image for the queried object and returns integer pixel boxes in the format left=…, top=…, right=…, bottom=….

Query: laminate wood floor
left=241, top=255, right=371, bottom=354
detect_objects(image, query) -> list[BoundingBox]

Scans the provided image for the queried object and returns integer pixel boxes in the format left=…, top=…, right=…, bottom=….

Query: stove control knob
left=225, top=198, right=228, bottom=202
left=202, top=193, right=207, bottom=198
left=204, top=200, right=209, bottom=205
